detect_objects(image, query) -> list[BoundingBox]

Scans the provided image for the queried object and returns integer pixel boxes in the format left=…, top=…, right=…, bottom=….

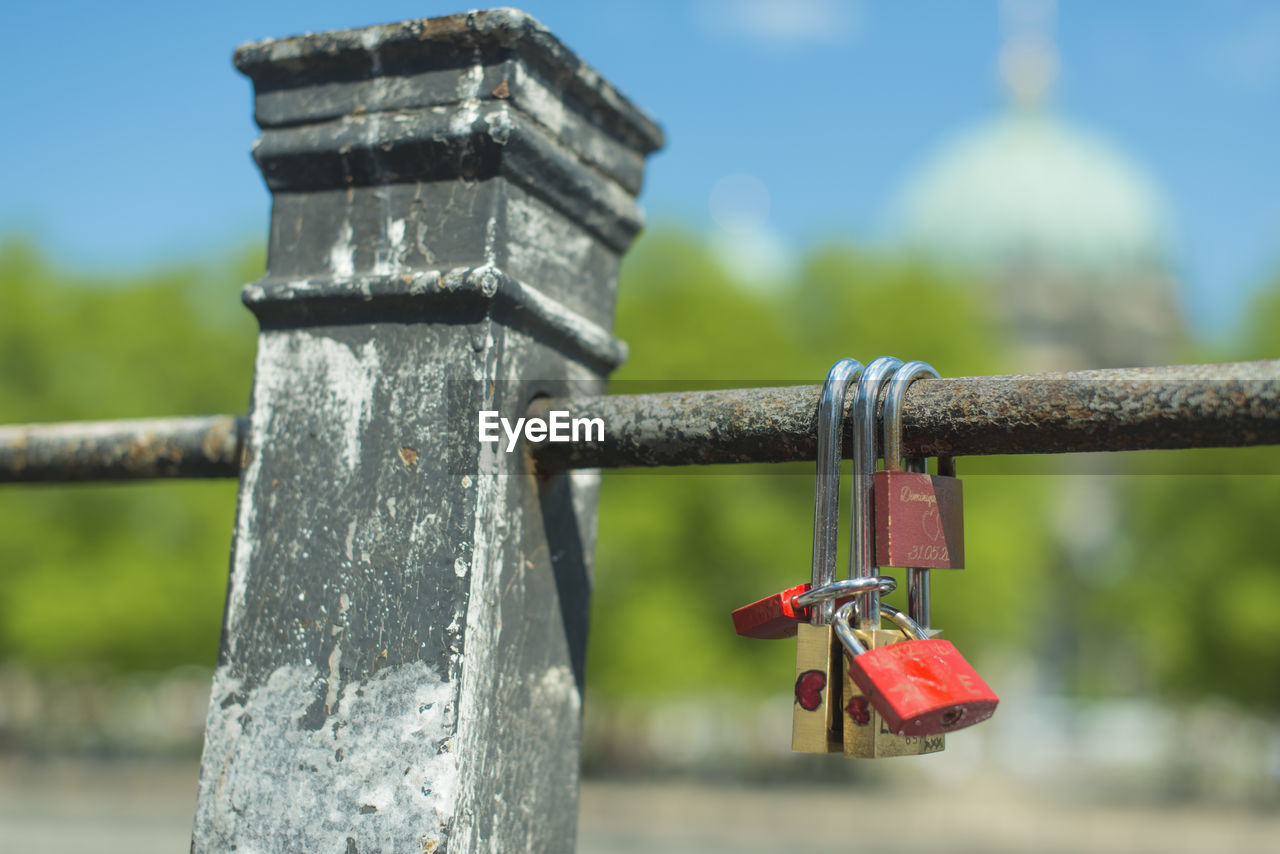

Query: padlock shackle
left=882, top=360, right=942, bottom=630
left=882, top=361, right=940, bottom=473
left=851, top=356, right=902, bottom=631
left=833, top=601, right=867, bottom=657
left=832, top=600, right=930, bottom=659
left=878, top=602, right=929, bottom=641
left=792, top=575, right=897, bottom=609
left=810, top=358, right=865, bottom=625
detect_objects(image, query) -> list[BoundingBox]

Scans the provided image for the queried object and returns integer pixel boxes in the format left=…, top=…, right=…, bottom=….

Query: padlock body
left=732, top=583, right=809, bottom=639
left=791, top=622, right=841, bottom=753
left=733, top=583, right=857, bottom=640
left=873, top=471, right=964, bottom=569
left=846, top=638, right=997, bottom=737
left=842, top=628, right=944, bottom=758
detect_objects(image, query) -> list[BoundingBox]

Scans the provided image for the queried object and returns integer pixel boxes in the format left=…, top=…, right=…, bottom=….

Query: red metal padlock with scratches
left=833, top=600, right=997, bottom=737
left=873, top=467, right=963, bottom=568
left=872, top=364, right=964, bottom=570
left=732, top=576, right=896, bottom=640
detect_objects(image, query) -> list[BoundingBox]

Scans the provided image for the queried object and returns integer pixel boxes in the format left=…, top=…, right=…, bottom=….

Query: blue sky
left=2, top=1, right=1278, bottom=333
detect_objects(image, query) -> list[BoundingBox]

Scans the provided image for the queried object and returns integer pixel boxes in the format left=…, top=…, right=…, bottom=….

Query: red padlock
left=732, top=576, right=896, bottom=640
left=833, top=601, right=997, bottom=737
left=872, top=469, right=964, bottom=569
left=871, top=361, right=964, bottom=570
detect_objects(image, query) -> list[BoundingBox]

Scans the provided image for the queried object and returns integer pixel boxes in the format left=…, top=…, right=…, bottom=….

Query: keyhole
left=941, top=708, right=966, bottom=728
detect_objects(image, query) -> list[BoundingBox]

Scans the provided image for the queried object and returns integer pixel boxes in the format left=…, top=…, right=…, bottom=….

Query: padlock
left=791, top=357, right=863, bottom=754
left=791, top=620, right=841, bottom=753
left=876, top=360, right=962, bottom=627
left=835, top=600, right=999, bottom=738
left=732, top=576, right=896, bottom=640
left=872, top=468, right=963, bottom=569
left=843, top=356, right=943, bottom=757
left=839, top=623, right=946, bottom=758
left=787, top=578, right=894, bottom=752
left=872, top=361, right=964, bottom=572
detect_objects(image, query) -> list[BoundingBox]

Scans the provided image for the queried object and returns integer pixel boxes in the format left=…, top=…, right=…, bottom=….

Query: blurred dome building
left=894, top=16, right=1183, bottom=369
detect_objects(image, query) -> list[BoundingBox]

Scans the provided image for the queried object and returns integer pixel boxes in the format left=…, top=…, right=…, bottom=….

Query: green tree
left=0, top=240, right=258, bottom=671
left=1081, top=274, right=1280, bottom=708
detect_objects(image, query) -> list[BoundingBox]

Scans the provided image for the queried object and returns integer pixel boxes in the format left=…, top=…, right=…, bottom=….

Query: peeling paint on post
left=192, top=11, right=661, bottom=853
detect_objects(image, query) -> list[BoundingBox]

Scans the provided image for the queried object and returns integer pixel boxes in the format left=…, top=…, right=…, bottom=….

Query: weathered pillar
left=192, top=10, right=661, bottom=853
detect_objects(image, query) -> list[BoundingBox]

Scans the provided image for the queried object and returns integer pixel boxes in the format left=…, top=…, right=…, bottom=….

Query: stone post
left=192, top=10, right=661, bottom=852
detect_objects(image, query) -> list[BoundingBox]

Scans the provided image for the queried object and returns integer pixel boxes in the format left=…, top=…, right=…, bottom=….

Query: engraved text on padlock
left=873, top=470, right=964, bottom=569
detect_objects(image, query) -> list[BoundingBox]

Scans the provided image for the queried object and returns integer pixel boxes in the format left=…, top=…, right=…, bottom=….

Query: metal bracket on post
left=191, top=11, right=661, bottom=853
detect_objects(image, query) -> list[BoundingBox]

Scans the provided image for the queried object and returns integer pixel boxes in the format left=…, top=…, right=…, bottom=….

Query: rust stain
left=398, top=447, right=419, bottom=467
left=202, top=418, right=238, bottom=461
left=417, top=11, right=472, bottom=40
left=491, top=79, right=510, bottom=99
left=126, top=435, right=165, bottom=467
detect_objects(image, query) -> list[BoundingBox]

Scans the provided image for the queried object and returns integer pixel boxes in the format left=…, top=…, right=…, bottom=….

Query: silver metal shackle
left=793, top=575, right=897, bottom=609
left=809, top=358, right=865, bottom=625
left=882, top=360, right=940, bottom=629
left=883, top=360, right=939, bottom=473
left=833, top=600, right=929, bottom=658
left=850, top=356, right=902, bottom=631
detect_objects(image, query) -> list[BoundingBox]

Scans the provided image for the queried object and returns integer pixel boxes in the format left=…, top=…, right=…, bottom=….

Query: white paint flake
left=534, top=665, right=580, bottom=717
left=194, top=662, right=458, bottom=852
left=449, top=98, right=482, bottom=137
left=373, top=216, right=409, bottom=275
left=387, top=217, right=406, bottom=249
left=510, top=62, right=567, bottom=136
left=256, top=333, right=381, bottom=474
left=455, top=61, right=485, bottom=101
left=223, top=342, right=275, bottom=658
left=329, top=219, right=356, bottom=277
left=325, top=645, right=343, bottom=713
left=221, top=333, right=382, bottom=652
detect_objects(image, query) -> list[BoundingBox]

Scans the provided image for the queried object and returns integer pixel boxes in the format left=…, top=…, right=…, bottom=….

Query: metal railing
left=4, top=361, right=1276, bottom=482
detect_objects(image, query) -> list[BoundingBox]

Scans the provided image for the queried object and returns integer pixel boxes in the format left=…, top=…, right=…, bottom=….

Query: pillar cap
left=234, top=8, right=664, bottom=157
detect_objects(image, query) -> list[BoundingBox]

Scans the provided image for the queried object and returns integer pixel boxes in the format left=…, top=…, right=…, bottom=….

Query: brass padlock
left=791, top=576, right=896, bottom=751
left=792, top=358, right=863, bottom=754
left=791, top=621, right=842, bottom=752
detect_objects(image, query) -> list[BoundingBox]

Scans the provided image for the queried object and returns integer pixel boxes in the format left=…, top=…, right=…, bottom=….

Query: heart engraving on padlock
left=874, top=471, right=964, bottom=568
left=845, top=696, right=871, bottom=726
left=795, top=670, right=826, bottom=711
left=921, top=504, right=942, bottom=542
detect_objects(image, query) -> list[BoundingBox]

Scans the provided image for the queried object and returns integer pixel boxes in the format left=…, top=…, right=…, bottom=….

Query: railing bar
left=531, top=360, right=1280, bottom=470
left=2, top=361, right=1278, bottom=482
left=0, top=415, right=245, bottom=483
